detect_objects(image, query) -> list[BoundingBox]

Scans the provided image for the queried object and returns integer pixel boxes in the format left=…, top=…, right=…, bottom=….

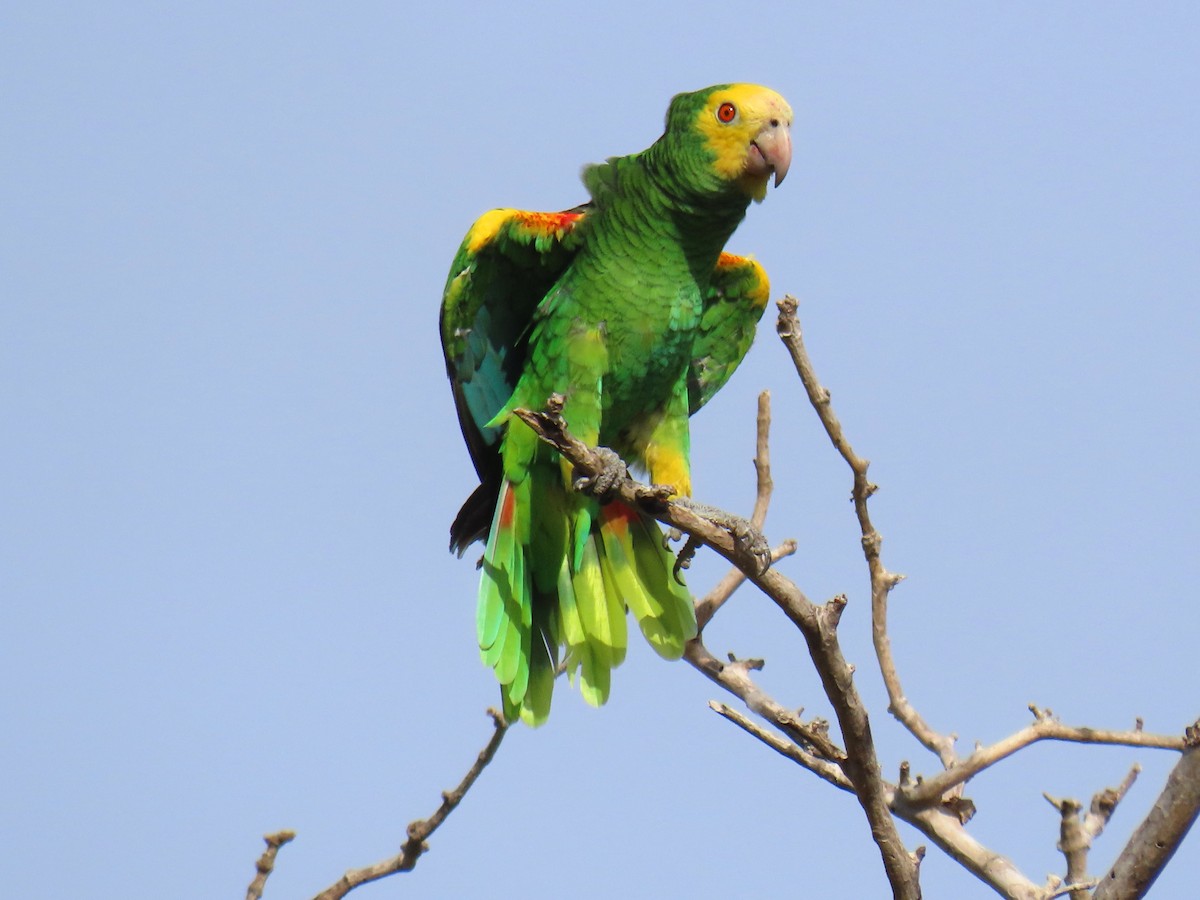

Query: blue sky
left=4, top=3, right=1198, bottom=898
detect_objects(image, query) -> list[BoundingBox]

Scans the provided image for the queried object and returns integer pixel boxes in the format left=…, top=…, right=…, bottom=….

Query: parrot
left=440, top=83, right=792, bottom=725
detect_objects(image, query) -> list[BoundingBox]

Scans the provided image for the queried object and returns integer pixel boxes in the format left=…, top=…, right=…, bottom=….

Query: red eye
left=716, top=102, right=737, bottom=123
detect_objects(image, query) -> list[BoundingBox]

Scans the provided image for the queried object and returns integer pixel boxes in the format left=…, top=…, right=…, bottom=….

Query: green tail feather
left=519, top=604, right=558, bottom=725
left=478, top=479, right=533, bottom=706
left=529, top=464, right=568, bottom=593
left=476, top=489, right=512, bottom=653
left=576, top=641, right=611, bottom=707
left=477, top=474, right=697, bottom=725
left=599, top=502, right=696, bottom=659
left=572, top=531, right=628, bottom=666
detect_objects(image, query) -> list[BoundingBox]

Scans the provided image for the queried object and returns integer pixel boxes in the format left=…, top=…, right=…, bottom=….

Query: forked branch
left=1045, top=765, right=1140, bottom=898
left=259, top=298, right=1195, bottom=900
left=514, top=397, right=922, bottom=899
left=902, top=707, right=1181, bottom=809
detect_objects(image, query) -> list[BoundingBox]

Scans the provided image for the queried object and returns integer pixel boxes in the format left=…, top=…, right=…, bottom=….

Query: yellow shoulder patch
left=715, top=253, right=771, bottom=309
left=465, top=208, right=587, bottom=254
left=465, top=208, right=518, bottom=254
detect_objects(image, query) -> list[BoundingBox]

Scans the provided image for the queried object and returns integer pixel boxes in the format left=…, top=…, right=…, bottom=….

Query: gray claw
left=675, top=498, right=772, bottom=575
left=573, top=447, right=628, bottom=500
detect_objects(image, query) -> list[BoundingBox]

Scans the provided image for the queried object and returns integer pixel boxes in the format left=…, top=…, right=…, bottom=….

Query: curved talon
left=672, top=534, right=701, bottom=584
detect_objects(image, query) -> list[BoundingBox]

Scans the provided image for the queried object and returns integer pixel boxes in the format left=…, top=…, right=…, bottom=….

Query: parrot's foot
left=573, top=446, right=628, bottom=500
left=674, top=498, right=772, bottom=575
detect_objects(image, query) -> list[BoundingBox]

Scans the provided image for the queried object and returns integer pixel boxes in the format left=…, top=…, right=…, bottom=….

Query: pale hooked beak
left=747, top=119, right=792, bottom=187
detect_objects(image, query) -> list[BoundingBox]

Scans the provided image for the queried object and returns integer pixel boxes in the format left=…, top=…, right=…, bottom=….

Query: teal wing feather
left=439, top=206, right=588, bottom=553
left=687, top=252, right=771, bottom=414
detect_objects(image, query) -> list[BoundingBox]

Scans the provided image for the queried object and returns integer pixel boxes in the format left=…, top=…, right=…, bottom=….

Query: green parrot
left=441, top=83, right=792, bottom=725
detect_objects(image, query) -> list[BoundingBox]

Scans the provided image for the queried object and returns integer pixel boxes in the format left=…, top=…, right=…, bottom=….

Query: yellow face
left=694, top=84, right=793, bottom=201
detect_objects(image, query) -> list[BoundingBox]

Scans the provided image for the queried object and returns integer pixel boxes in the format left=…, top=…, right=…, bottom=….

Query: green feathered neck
left=580, top=140, right=751, bottom=287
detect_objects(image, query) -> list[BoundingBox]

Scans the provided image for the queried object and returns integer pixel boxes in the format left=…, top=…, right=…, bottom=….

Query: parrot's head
left=662, top=83, right=793, bottom=203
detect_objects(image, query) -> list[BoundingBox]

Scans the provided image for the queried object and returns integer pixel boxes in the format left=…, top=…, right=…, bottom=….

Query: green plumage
left=441, top=84, right=791, bottom=724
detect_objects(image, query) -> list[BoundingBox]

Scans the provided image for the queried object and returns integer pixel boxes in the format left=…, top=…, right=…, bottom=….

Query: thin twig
left=693, top=391, right=784, bottom=631
left=750, top=390, right=773, bottom=531
left=777, top=295, right=956, bottom=769
left=709, top=700, right=852, bottom=790
left=684, top=637, right=844, bottom=762
left=309, top=709, right=509, bottom=900
left=901, top=708, right=1181, bottom=808
left=246, top=830, right=296, bottom=900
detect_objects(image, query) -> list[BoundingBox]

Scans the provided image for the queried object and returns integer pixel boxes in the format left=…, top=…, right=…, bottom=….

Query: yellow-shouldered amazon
left=441, top=84, right=792, bottom=724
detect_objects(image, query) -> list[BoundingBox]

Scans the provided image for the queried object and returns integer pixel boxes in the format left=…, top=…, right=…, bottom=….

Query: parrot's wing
left=688, top=253, right=771, bottom=414
left=440, top=205, right=588, bottom=551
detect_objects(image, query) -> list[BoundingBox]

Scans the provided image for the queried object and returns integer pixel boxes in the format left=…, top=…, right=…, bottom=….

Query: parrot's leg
left=673, top=497, right=772, bottom=575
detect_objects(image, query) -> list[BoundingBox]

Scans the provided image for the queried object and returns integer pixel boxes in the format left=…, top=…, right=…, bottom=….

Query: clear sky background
left=4, top=4, right=1198, bottom=898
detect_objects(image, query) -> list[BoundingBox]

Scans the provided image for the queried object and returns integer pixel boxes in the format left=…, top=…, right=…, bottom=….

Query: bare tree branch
left=259, top=287, right=1198, bottom=900
left=1045, top=765, right=1140, bottom=899
left=683, top=636, right=844, bottom=762
left=1094, top=726, right=1200, bottom=900
left=1047, top=802, right=1092, bottom=900
left=685, top=432, right=1047, bottom=900
left=307, top=708, right=509, bottom=900
left=717, top=698, right=1055, bottom=900
left=904, top=806, right=1043, bottom=899
left=901, top=707, right=1182, bottom=809
left=512, top=403, right=761, bottom=572
left=694, top=391, right=784, bottom=631
left=513, top=400, right=923, bottom=899
left=749, top=389, right=773, bottom=531
left=709, top=700, right=853, bottom=791
left=246, top=830, right=295, bottom=900
left=1044, top=879, right=1099, bottom=900
left=697, top=658, right=1045, bottom=898
left=776, top=295, right=957, bottom=770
